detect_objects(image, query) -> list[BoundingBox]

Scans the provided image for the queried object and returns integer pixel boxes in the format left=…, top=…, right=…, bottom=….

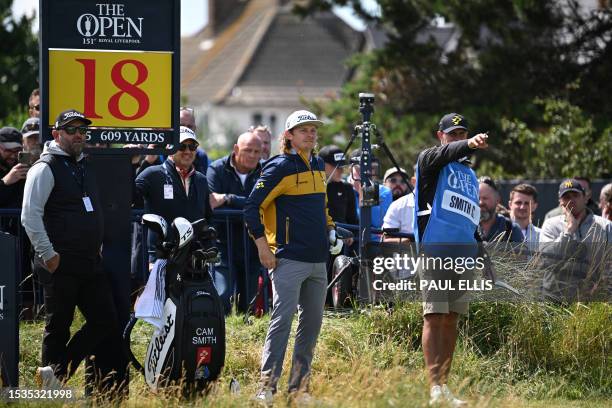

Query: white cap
left=285, top=110, right=324, bottom=131
left=179, top=126, right=198, bottom=144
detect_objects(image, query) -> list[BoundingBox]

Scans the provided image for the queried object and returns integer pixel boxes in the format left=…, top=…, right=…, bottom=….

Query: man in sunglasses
left=21, top=109, right=120, bottom=389
left=28, top=88, right=40, bottom=118
left=383, top=167, right=412, bottom=201
left=134, top=126, right=212, bottom=265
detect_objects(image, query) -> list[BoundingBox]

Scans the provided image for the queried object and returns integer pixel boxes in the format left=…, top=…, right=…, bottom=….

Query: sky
left=11, top=0, right=378, bottom=36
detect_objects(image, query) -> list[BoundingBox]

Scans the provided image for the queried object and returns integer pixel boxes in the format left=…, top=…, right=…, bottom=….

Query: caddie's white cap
left=285, top=110, right=324, bottom=131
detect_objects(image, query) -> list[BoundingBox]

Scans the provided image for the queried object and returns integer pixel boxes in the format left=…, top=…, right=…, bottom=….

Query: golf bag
left=124, top=215, right=225, bottom=392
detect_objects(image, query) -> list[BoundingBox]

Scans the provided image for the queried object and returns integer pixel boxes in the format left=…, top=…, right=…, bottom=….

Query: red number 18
left=76, top=58, right=150, bottom=120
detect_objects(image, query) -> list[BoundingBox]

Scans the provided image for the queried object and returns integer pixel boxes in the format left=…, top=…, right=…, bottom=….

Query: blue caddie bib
left=413, top=161, right=480, bottom=257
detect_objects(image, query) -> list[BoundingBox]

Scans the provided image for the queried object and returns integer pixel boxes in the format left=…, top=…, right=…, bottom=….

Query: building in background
left=180, top=0, right=364, bottom=151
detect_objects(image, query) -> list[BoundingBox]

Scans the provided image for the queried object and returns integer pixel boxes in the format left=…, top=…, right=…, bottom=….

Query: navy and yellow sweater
left=244, top=150, right=334, bottom=263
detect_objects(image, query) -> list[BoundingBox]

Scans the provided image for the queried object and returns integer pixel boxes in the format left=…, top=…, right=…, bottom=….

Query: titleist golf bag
left=124, top=215, right=225, bottom=392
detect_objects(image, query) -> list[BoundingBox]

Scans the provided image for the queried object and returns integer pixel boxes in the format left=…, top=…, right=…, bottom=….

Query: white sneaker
left=441, top=384, right=467, bottom=407
left=254, top=389, right=274, bottom=406
left=429, top=385, right=444, bottom=406
left=35, top=366, right=63, bottom=389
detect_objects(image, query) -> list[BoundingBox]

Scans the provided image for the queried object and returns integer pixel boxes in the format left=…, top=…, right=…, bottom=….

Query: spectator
left=0, top=127, right=28, bottom=233
left=545, top=176, right=600, bottom=219
left=180, top=107, right=209, bottom=174
left=413, top=112, right=489, bottom=406
left=599, top=183, right=612, bottom=221
left=21, top=109, right=119, bottom=389
left=250, top=124, right=273, bottom=161
left=540, top=179, right=612, bottom=302
left=21, top=117, right=42, bottom=161
left=382, top=191, right=415, bottom=243
left=318, top=145, right=357, bottom=226
left=508, top=183, right=541, bottom=251
left=134, top=127, right=212, bottom=264
left=478, top=176, right=523, bottom=242
left=28, top=88, right=40, bottom=118
left=245, top=110, right=341, bottom=403
left=207, top=131, right=263, bottom=314
left=383, top=166, right=412, bottom=201
left=318, top=144, right=357, bottom=305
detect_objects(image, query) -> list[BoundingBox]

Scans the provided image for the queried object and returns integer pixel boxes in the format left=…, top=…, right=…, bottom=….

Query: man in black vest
left=21, top=109, right=119, bottom=388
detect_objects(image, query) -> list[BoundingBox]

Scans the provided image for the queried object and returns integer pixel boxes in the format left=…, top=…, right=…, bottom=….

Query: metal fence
left=1, top=208, right=371, bottom=318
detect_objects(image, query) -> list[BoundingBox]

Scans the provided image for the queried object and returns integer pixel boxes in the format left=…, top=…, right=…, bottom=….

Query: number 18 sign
left=40, top=0, right=180, bottom=145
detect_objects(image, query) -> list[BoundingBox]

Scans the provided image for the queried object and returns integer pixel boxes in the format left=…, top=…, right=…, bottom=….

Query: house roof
left=181, top=0, right=363, bottom=108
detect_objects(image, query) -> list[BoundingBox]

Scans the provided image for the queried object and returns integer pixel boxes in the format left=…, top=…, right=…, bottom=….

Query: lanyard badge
left=164, top=184, right=174, bottom=199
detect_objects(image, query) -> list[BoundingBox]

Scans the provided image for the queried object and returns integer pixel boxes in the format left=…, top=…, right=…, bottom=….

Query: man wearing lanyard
left=134, top=126, right=212, bottom=265
left=21, top=109, right=120, bottom=388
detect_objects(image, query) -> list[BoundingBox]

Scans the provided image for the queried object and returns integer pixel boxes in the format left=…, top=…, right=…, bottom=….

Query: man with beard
left=478, top=176, right=523, bottom=243
left=383, top=167, right=411, bottom=201
left=21, top=109, right=119, bottom=388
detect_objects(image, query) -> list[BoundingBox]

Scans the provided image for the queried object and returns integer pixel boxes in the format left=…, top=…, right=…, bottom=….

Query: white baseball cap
left=285, top=110, right=324, bottom=131
left=179, top=126, right=198, bottom=144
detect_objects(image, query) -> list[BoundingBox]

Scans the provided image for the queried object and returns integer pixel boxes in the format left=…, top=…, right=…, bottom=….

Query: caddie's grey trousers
left=260, top=258, right=327, bottom=393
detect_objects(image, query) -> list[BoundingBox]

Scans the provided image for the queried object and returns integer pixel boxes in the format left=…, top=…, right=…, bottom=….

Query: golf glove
left=329, top=229, right=343, bottom=255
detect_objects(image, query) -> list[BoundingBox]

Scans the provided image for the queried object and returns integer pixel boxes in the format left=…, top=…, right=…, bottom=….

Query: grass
left=15, top=301, right=611, bottom=407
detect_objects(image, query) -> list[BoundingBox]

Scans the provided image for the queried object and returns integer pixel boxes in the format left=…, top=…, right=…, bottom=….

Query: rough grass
left=15, top=301, right=611, bottom=407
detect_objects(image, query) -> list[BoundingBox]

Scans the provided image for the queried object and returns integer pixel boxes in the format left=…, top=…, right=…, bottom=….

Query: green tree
left=0, top=0, right=39, bottom=123
left=480, top=97, right=611, bottom=179
left=297, top=1, right=612, bottom=178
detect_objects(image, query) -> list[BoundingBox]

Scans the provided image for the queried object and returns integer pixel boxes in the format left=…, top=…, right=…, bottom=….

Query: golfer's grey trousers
left=260, top=258, right=327, bottom=393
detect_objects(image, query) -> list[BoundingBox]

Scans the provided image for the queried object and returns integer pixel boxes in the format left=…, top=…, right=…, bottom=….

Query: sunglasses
left=387, top=177, right=408, bottom=184
left=178, top=143, right=197, bottom=152
left=61, top=126, right=88, bottom=135
left=29, top=104, right=40, bottom=111
left=23, top=123, right=39, bottom=132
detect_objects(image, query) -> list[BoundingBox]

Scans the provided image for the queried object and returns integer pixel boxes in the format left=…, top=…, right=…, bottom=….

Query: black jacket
left=326, top=180, right=358, bottom=225
left=134, top=159, right=212, bottom=261
left=206, top=154, right=262, bottom=211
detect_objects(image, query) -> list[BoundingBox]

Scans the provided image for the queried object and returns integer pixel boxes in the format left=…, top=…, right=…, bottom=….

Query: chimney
left=207, top=0, right=248, bottom=36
